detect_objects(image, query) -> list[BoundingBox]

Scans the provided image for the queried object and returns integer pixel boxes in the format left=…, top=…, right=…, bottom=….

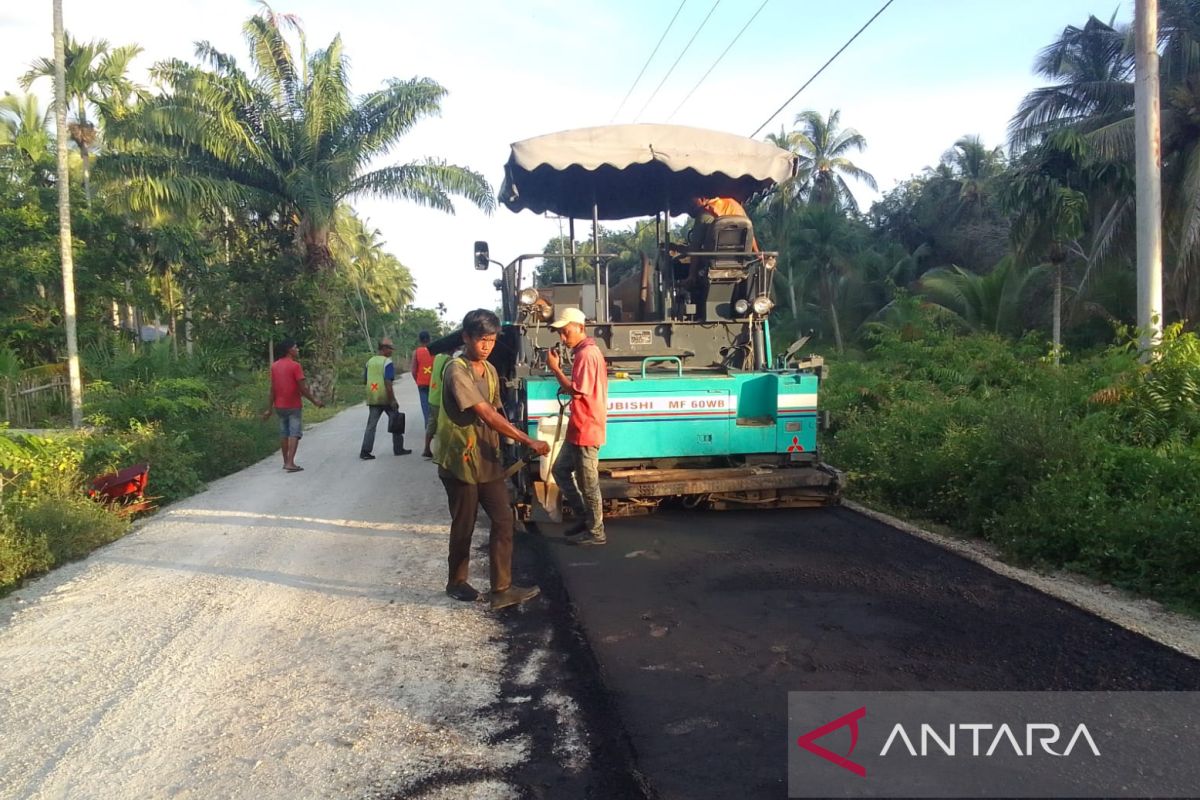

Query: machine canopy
left=499, top=124, right=796, bottom=220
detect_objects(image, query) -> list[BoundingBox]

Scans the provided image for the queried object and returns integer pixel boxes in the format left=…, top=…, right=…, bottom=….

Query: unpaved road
left=0, top=398, right=619, bottom=800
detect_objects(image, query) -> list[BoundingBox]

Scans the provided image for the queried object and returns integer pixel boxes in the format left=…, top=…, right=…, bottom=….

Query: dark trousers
left=361, top=405, right=404, bottom=455
left=438, top=467, right=513, bottom=591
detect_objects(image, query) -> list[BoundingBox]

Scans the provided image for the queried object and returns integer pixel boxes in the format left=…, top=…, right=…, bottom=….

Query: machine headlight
left=518, top=287, right=539, bottom=307
left=751, top=295, right=774, bottom=316
left=763, top=254, right=777, bottom=269
left=733, top=298, right=750, bottom=316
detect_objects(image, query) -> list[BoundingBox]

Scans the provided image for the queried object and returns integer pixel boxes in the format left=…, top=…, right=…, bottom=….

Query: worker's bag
left=387, top=408, right=406, bottom=435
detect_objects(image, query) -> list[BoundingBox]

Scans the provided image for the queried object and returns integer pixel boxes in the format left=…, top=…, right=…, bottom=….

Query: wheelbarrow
left=88, top=463, right=153, bottom=514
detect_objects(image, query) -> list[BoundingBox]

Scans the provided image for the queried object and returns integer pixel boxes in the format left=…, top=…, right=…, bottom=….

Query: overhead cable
left=666, top=0, right=770, bottom=122
left=749, top=0, right=896, bottom=138
left=633, top=0, right=722, bottom=123
left=612, top=0, right=689, bottom=122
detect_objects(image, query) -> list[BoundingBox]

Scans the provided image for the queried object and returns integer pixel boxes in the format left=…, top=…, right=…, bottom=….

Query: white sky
left=2, top=0, right=1127, bottom=324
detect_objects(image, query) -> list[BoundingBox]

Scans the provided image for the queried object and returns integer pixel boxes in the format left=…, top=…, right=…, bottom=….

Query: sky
left=1, top=0, right=1131, bottom=325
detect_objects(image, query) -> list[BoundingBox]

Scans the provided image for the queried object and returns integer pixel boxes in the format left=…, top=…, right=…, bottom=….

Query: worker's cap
left=549, top=307, right=587, bottom=329
left=378, top=337, right=395, bottom=349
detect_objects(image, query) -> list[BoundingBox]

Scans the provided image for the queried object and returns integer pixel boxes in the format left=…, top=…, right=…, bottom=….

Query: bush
left=0, top=511, right=52, bottom=588
left=822, top=324, right=1200, bottom=611
left=13, top=494, right=129, bottom=565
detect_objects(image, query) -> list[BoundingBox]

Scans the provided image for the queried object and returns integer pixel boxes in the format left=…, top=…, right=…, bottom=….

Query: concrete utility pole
left=53, top=0, right=84, bottom=427
left=1135, top=0, right=1164, bottom=354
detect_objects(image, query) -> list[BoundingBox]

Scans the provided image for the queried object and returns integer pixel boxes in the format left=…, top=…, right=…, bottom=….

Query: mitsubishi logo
left=786, top=436, right=805, bottom=452
left=796, top=707, right=867, bottom=777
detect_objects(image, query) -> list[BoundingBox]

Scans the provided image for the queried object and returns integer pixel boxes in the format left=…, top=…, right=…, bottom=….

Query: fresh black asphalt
left=512, top=505, right=1200, bottom=799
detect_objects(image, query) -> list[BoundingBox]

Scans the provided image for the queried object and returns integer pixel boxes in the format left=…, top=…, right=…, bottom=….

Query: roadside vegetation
left=0, top=8, right=471, bottom=593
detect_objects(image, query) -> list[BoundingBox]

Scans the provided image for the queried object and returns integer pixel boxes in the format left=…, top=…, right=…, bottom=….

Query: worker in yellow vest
left=360, top=338, right=412, bottom=459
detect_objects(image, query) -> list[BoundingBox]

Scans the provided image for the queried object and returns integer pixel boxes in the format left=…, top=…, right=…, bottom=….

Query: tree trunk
left=79, top=143, right=91, bottom=204
left=303, top=228, right=341, bottom=403
left=184, top=291, right=194, bottom=357
left=1053, top=263, right=1062, bottom=366
left=823, top=270, right=844, bottom=355
left=53, top=0, right=83, bottom=428
left=164, top=269, right=178, bottom=358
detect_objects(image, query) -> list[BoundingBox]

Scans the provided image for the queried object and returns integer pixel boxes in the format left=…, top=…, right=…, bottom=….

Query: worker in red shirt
left=546, top=307, right=608, bottom=546
left=411, top=330, right=435, bottom=455
left=261, top=339, right=324, bottom=472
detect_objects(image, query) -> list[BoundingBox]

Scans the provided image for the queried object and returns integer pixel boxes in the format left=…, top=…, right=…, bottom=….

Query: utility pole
left=1135, top=0, right=1164, bottom=355
left=53, top=0, right=83, bottom=427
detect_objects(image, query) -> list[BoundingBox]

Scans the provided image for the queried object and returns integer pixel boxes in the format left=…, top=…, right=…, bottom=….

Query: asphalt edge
left=842, top=499, right=1200, bottom=662
left=514, top=525, right=657, bottom=799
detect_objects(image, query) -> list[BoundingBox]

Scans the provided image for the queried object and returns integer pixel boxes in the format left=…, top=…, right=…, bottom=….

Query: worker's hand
left=261, top=410, right=272, bottom=422
left=530, top=440, right=551, bottom=457
left=546, top=348, right=560, bottom=372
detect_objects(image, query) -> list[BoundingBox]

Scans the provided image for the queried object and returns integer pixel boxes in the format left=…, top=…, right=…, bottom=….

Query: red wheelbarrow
left=88, top=463, right=153, bottom=514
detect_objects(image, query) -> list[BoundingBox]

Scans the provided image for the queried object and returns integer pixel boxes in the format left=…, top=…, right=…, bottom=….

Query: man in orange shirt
left=261, top=340, right=324, bottom=472
left=411, top=331, right=435, bottom=455
left=546, top=307, right=608, bottom=546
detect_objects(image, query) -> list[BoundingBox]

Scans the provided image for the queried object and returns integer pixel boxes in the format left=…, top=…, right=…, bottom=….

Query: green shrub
left=822, top=325, right=1200, bottom=610
left=13, top=494, right=129, bottom=565
left=0, top=511, right=52, bottom=589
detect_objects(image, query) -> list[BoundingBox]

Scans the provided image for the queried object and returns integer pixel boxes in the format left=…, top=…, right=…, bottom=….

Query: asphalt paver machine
left=472, top=124, right=842, bottom=519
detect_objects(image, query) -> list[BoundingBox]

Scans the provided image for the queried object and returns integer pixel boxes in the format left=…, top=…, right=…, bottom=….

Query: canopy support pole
left=593, top=200, right=604, bottom=322
left=569, top=218, right=576, bottom=282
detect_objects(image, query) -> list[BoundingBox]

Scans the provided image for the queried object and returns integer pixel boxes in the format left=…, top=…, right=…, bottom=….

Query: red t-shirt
left=567, top=339, right=607, bottom=447
left=270, top=357, right=305, bottom=409
left=412, top=346, right=434, bottom=387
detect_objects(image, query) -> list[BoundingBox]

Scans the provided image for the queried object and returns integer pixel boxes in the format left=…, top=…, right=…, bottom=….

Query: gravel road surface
left=0, top=399, right=605, bottom=800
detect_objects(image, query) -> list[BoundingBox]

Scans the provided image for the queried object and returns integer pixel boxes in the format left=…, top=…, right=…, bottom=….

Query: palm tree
left=0, top=93, right=53, bottom=173
left=795, top=203, right=857, bottom=353
left=49, top=0, right=83, bottom=427
left=1008, top=14, right=1132, bottom=152
left=941, top=135, right=1006, bottom=218
left=103, top=9, right=494, bottom=398
left=918, top=257, right=1045, bottom=337
left=332, top=208, right=416, bottom=347
left=21, top=34, right=143, bottom=201
left=788, top=109, right=877, bottom=211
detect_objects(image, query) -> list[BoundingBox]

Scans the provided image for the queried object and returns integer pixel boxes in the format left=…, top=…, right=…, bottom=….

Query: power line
left=612, top=0, right=689, bottom=122
left=749, top=0, right=896, bottom=138
left=666, top=0, right=770, bottom=122
left=633, top=0, right=722, bottom=123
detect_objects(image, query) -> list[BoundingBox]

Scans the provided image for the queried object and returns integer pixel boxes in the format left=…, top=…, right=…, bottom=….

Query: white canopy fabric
left=499, top=124, right=796, bottom=220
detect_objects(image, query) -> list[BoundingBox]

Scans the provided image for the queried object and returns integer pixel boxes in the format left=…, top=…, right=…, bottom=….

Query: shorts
left=275, top=407, right=303, bottom=438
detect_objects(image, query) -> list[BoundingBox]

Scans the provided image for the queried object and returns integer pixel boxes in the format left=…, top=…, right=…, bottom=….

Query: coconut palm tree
left=0, top=93, right=53, bottom=173
left=103, top=9, right=493, bottom=398
left=1010, top=4, right=1200, bottom=323
left=788, top=109, right=877, bottom=211
left=1008, top=13, right=1132, bottom=152
left=21, top=34, right=143, bottom=202
left=941, top=135, right=1007, bottom=218
left=332, top=208, right=416, bottom=347
left=794, top=203, right=858, bottom=353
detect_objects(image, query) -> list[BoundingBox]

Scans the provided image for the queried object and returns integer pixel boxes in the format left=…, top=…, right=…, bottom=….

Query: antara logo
left=797, top=708, right=1101, bottom=776
left=797, top=707, right=867, bottom=777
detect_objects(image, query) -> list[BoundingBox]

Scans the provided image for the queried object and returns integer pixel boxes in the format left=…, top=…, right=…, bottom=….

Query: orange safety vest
left=412, top=346, right=434, bottom=387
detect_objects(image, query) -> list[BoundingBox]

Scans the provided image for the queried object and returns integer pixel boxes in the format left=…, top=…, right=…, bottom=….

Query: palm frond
left=344, top=160, right=495, bottom=213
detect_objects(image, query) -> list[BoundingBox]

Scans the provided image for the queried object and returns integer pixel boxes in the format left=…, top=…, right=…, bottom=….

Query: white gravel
left=0, top=397, right=574, bottom=800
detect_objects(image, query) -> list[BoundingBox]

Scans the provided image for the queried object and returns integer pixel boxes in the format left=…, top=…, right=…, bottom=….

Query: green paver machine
left=473, top=124, right=841, bottom=519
